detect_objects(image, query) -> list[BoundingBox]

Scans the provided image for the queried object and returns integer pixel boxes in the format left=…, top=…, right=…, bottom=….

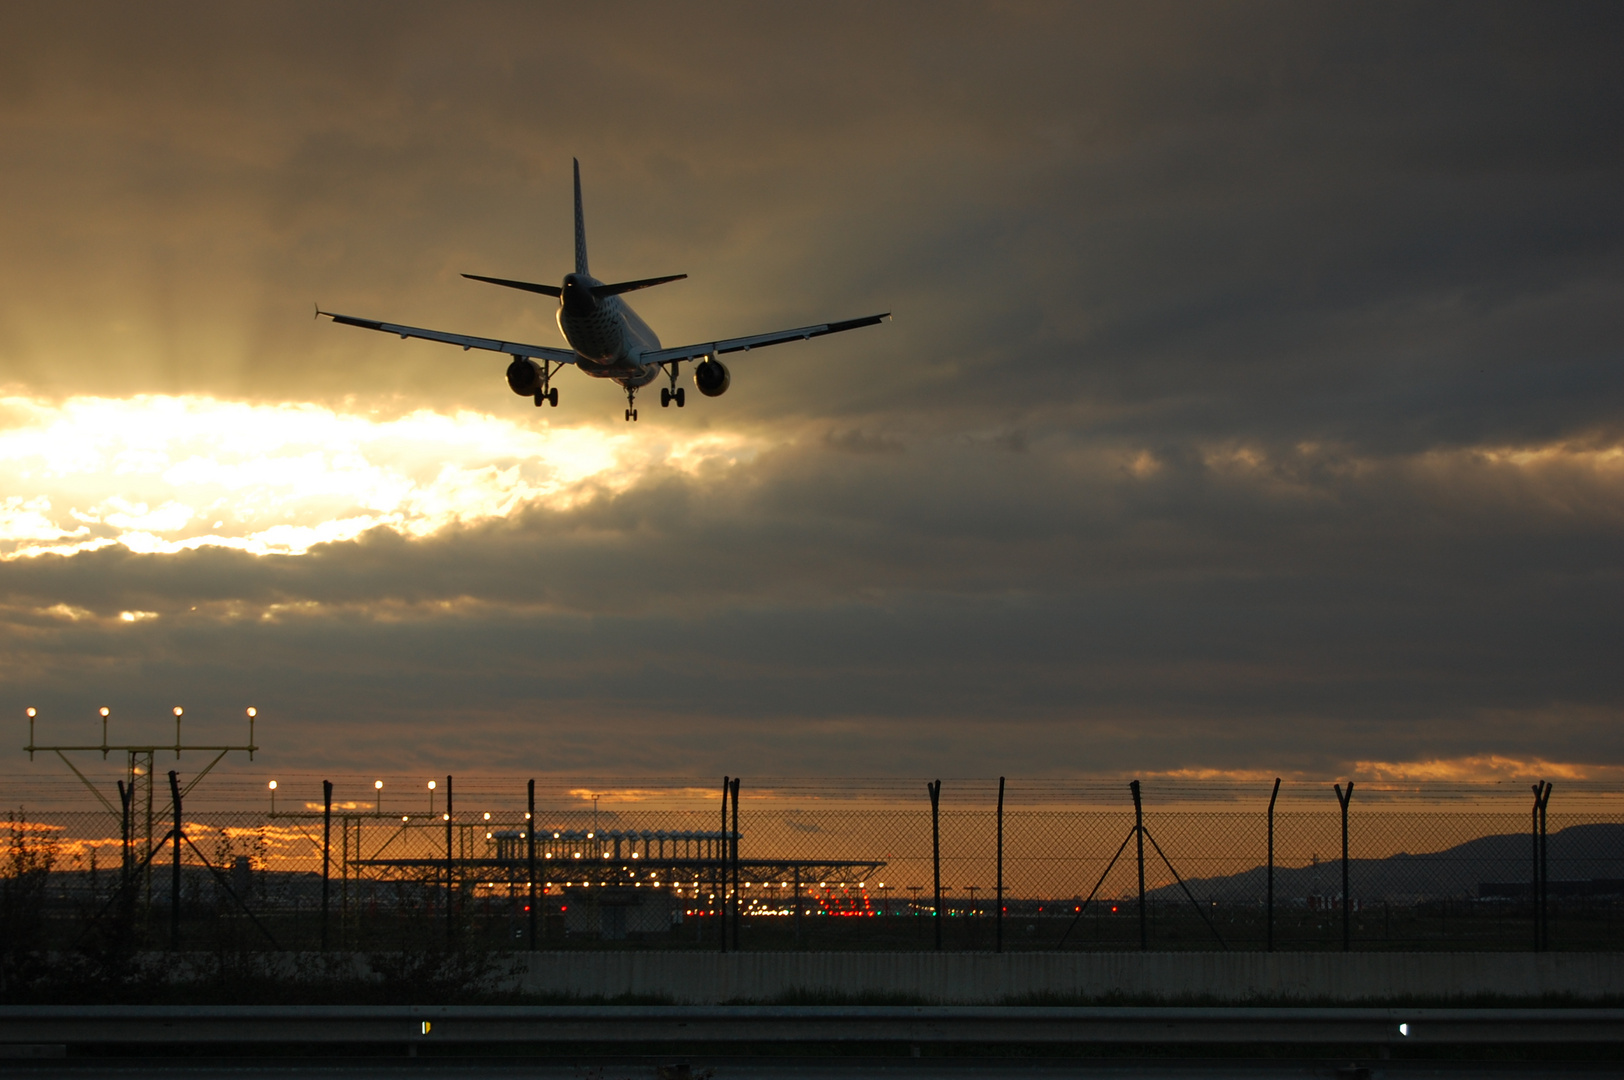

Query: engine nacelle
left=506, top=356, right=544, bottom=396
left=693, top=357, right=731, bottom=398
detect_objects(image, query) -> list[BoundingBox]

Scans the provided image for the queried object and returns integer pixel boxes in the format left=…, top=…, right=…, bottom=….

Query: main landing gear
left=660, top=362, right=686, bottom=409
left=533, top=388, right=558, bottom=407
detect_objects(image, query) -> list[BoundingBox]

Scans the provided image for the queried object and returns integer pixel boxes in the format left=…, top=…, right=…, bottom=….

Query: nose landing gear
left=624, top=385, right=638, bottom=422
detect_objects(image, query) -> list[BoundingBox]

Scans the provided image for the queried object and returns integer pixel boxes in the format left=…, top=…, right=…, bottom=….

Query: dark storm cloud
left=1, top=2, right=1621, bottom=781
left=4, top=428, right=1620, bottom=774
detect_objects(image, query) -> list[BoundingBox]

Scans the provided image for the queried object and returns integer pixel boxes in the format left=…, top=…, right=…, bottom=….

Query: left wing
left=638, top=313, right=890, bottom=366
left=318, top=309, right=578, bottom=364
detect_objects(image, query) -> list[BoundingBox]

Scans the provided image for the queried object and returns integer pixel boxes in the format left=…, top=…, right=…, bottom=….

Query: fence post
left=793, top=864, right=801, bottom=943
left=719, top=776, right=729, bottom=954
left=321, top=780, right=332, bottom=951
left=1531, top=783, right=1542, bottom=951
left=117, top=779, right=132, bottom=898
left=168, top=770, right=182, bottom=950
left=527, top=778, right=537, bottom=951
left=730, top=777, right=741, bottom=950
left=1131, top=780, right=1146, bottom=951
left=996, top=776, right=1005, bottom=955
left=445, top=775, right=454, bottom=944
left=1335, top=781, right=1354, bottom=952
left=1536, top=782, right=1553, bottom=950
left=928, top=779, right=942, bottom=951
left=1267, top=777, right=1280, bottom=952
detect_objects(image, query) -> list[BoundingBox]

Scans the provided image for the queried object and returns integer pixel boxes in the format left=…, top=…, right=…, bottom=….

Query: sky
left=1, top=2, right=1621, bottom=792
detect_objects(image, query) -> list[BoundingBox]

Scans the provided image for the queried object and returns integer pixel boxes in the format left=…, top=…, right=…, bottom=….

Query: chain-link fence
left=6, top=777, right=1622, bottom=953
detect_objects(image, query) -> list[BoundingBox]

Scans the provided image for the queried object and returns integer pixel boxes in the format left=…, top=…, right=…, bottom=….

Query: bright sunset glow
left=0, top=393, right=762, bottom=560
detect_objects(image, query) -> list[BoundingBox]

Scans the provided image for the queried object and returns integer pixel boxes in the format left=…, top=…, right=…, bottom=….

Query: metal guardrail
left=2, top=1006, right=1622, bottom=1047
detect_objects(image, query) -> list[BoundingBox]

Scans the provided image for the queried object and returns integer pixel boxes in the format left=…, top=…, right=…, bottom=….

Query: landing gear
left=659, top=362, right=686, bottom=408
left=522, top=357, right=560, bottom=407
left=624, top=385, right=638, bottom=422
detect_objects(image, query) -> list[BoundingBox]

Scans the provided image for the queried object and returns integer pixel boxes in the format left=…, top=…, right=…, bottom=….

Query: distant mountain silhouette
left=1145, top=823, right=1624, bottom=904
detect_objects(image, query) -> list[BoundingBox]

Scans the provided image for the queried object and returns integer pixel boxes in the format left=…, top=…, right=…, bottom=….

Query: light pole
left=26, top=707, right=36, bottom=760
left=428, top=779, right=437, bottom=815
left=268, top=779, right=278, bottom=814
left=100, top=707, right=110, bottom=759
left=172, top=706, right=183, bottom=758
left=374, top=779, right=384, bottom=816
left=246, top=707, right=257, bottom=760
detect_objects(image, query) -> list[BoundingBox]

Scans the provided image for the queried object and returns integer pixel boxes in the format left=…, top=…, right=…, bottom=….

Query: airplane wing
left=638, top=313, right=890, bottom=366
left=318, top=309, right=578, bottom=364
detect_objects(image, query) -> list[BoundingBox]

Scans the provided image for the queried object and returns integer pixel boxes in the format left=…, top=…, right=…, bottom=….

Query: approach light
left=483, top=812, right=490, bottom=820
left=1399, top=1023, right=1410, bottom=1037
left=268, top=780, right=277, bottom=790
left=375, top=780, right=384, bottom=790
left=173, top=707, right=183, bottom=716
left=402, top=816, right=409, bottom=822
left=443, top=813, right=450, bottom=821
left=428, top=780, right=436, bottom=790
left=99, top=707, right=109, bottom=717
left=26, top=708, right=36, bottom=717
left=246, top=707, right=256, bottom=717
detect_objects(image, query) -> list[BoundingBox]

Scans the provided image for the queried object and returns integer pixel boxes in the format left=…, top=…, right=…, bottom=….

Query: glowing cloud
left=0, top=394, right=762, bottom=559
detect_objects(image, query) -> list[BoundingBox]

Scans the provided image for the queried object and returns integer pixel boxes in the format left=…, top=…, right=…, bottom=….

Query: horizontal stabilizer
left=593, top=274, right=687, bottom=297
left=462, top=273, right=563, bottom=298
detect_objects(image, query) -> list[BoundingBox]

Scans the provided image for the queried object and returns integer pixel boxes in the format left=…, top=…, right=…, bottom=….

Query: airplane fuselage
left=559, top=273, right=662, bottom=388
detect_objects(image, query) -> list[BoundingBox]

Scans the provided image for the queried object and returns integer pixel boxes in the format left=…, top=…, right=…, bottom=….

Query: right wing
left=639, top=313, right=891, bottom=366
left=318, top=309, right=577, bottom=364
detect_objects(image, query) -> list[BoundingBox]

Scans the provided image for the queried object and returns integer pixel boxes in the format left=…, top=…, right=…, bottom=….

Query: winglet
left=573, top=158, right=589, bottom=277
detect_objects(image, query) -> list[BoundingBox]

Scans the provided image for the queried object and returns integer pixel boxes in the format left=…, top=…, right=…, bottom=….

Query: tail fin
left=573, top=158, right=589, bottom=276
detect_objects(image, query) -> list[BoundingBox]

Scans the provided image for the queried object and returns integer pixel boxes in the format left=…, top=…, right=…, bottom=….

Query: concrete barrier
left=515, top=952, right=1624, bottom=1003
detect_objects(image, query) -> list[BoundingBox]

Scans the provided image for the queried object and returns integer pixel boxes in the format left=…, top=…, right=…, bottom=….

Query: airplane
left=319, top=160, right=890, bottom=420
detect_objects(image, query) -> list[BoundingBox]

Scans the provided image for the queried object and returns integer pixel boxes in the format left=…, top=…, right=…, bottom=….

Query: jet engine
left=506, top=356, right=544, bottom=396
left=693, top=357, right=731, bottom=397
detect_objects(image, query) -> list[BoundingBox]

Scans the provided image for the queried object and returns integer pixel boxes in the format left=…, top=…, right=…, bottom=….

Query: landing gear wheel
left=660, top=388, right=671, bottom=408
left=674, top=387, right=686, bottom=408
left=625, top=408, right=638, bottom=421
left=547, top=388, right=558, bottom=407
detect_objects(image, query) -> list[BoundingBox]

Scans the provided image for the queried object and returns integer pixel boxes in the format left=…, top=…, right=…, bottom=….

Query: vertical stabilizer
left=573, top=158, right=589, bottom=277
